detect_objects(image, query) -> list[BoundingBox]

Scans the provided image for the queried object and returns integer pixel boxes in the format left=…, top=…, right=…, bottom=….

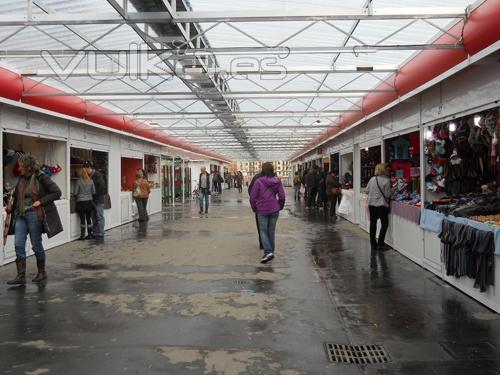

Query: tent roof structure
left=0, top=0, right=494, bottom=161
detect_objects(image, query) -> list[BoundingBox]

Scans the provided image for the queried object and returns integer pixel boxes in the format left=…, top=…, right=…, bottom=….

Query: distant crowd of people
left=293, top=165, right=342, bottom=217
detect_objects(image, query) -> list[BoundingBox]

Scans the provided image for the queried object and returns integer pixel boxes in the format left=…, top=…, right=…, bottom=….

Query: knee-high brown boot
left=32, top=259, right=47, bottom=283
left=7, top=259, right=26, bottom=285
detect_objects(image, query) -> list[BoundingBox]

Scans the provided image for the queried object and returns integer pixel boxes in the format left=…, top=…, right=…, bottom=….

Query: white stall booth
left=1, top=108, right=70, bottom=265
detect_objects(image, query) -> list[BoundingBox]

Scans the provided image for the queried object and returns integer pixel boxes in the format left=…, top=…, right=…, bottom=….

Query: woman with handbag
left=326, top=171, right=341, bottom=217
left=366, top=164, right=392, bottom=251
left=134, top=168, right=151, bottom=222
left=7, top=155, right=62, bottom=285
left=74, top=168, right=96, bottom=240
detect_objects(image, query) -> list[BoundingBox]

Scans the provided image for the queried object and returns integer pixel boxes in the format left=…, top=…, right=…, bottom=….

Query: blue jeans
left=15, top=210, right=45, bottom=261
left=294, top=186, right=300, bottom=200
left=199, top=189, right=209, bottom=212
left=257, top=212, right=279, bottom=255
left=93, top=203, right=105, bottom=237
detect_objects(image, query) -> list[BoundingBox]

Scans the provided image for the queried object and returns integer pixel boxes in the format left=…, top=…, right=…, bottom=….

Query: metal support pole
left=181, top=159, right=185, bottom=204
left=171, top=158, right=175, bottom=207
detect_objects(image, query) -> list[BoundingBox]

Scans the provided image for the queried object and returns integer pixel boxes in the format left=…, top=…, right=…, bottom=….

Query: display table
left=391, top=201, right=421, bottom=225
left=120, top=191, right=134, bottom=224
left=390, top=201, right=424, bottom=265
left=147, top=188, right=161, bottom=215
left=338, top=189, right=355, bottom=224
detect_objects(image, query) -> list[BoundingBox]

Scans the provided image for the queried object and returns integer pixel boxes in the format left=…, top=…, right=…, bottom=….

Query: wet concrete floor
left=1, top=189, right=500, bottom=374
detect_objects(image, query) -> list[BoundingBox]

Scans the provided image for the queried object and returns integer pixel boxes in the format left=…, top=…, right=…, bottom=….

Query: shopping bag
left=337, top=196, right=352, bottom=215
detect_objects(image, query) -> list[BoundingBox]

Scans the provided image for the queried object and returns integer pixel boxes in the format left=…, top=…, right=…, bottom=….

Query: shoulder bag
left=375, top=176, right=391, bottom=213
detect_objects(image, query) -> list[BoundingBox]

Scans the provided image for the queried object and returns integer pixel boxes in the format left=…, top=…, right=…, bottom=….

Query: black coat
left=91, top=170, right=106, bottom=204
left=9, top=172, right=63, bottom=238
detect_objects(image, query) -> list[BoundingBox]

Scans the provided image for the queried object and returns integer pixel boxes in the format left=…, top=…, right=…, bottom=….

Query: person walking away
left=326, top=171, right=341, bottom=217
left=305, top=165, right=319, bottom=208
left=216, top=171, right=223, bottom=195
left=237, top=171, right=244, bottom=193
left=84, top=161, right=106, bottom=240
left=293, top=172, right=301, bottom=201
left=7, top=155, right=62, bottom=284
left=134, top=168, right=151, bottom=222
left=316, top=170, right=327, bottom=209
left=366, top=163, right=392, bottom=251
left=249, top=162, right=286, bottom=264
left=198, top=167, right=210, bottom=214
left=301, top=169, right=308, bottom=201
left=74, top=168, right=96, bottom=239
left=248, top=171, right=263, bottom=249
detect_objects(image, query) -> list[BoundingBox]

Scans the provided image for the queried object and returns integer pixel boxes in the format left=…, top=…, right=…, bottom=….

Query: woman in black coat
left=7, top=155, right=62, bottom=285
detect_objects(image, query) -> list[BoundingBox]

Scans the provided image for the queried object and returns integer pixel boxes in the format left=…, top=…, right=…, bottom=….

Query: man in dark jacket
left=305, top=165, right=319, bottom=208
left=198, top=166, right=210, bottom=214
left=248, top=171, right=263, bottom=249
left=84, top=161, right=106, bottom=239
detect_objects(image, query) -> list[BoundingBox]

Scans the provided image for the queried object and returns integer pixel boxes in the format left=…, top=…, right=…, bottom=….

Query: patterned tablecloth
left=390, top=201, right=421, bottom=225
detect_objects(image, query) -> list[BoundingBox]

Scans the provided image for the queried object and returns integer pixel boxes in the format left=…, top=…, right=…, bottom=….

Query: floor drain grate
left=234, top=280, right=249, bottom=285
left=325, top=343, right=390, bottom=364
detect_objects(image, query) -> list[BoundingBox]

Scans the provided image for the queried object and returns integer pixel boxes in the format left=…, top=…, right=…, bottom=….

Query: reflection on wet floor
left=1, top=190, right=500, bottom=374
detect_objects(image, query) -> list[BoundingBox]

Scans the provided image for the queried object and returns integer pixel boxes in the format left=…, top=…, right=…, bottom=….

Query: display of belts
left=420, top=107, right=500, bottom=292
left=384, top=131, right=421, bottom=225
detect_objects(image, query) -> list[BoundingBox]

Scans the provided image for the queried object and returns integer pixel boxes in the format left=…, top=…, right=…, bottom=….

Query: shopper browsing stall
left=74, top=168, right=96, bottom=240
left=6, top=155, right=62, bottom=285
left=134, top=168, right=151, bottom=222
left=366, top=163, right=392, bottom=251
left=84, top=161, right=106, bottom=239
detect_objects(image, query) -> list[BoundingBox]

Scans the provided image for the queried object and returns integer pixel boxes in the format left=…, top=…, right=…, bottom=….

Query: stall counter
left=120, top=191, right=135, bottom=224
left=147, top=188, right=162, bottom=215
left=338, top=189, right=355, bottom=224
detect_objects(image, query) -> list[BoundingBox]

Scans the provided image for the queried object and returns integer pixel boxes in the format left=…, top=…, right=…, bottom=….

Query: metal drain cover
left=325, top=343, right=390, bottom=364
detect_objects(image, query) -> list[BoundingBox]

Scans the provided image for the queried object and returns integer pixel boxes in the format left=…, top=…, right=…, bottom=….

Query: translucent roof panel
left=0, top=0, right=477, bottom=160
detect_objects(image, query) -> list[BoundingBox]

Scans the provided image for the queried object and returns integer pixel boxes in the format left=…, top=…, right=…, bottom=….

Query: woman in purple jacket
left=249, top=162, right=286, bottom=264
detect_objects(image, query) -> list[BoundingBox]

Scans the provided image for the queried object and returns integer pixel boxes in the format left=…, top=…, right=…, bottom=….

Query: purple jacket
left=249, top=177, right=286, bottom=215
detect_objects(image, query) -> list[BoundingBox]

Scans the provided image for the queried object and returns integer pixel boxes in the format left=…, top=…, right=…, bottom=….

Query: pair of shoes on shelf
left=260, top=253, right=274, bottom=264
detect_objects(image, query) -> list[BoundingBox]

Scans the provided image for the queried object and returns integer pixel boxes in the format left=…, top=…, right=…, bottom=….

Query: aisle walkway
left=1, top=190, right=500, bottom=375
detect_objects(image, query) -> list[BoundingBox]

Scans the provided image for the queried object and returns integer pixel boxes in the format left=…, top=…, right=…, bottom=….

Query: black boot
left=85, top=226, right=95, bottom=240
left=79, top=226, right=86, bottom=240
left=32, top=259, right=47, bottom=283
left=7, top=259, right=26, bottom=285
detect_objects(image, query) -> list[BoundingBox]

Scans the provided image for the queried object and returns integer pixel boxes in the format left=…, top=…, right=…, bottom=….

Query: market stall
left=384, top=130, right=424, bottom=264
left=419, top=107, right=500, bottom=310
left=69, top=147, right=109, bottom=239
left=120, top=156, right=142, bottom=223
left=2, top=132, right=68, bottom=262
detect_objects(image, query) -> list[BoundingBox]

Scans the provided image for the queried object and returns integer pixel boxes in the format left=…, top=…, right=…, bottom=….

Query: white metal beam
left=0, top=8, right=466, bottom=26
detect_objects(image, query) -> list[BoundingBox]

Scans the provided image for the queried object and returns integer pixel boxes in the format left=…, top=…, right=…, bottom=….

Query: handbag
left=375, top=176, right=391, bottom=213
left=330, top=187, right=341, bottom=195
left=104, top=193, right=112, bottom=209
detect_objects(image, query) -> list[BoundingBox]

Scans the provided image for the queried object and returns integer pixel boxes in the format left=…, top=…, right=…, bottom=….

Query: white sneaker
left=260, top=253, right=274, bottom=264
